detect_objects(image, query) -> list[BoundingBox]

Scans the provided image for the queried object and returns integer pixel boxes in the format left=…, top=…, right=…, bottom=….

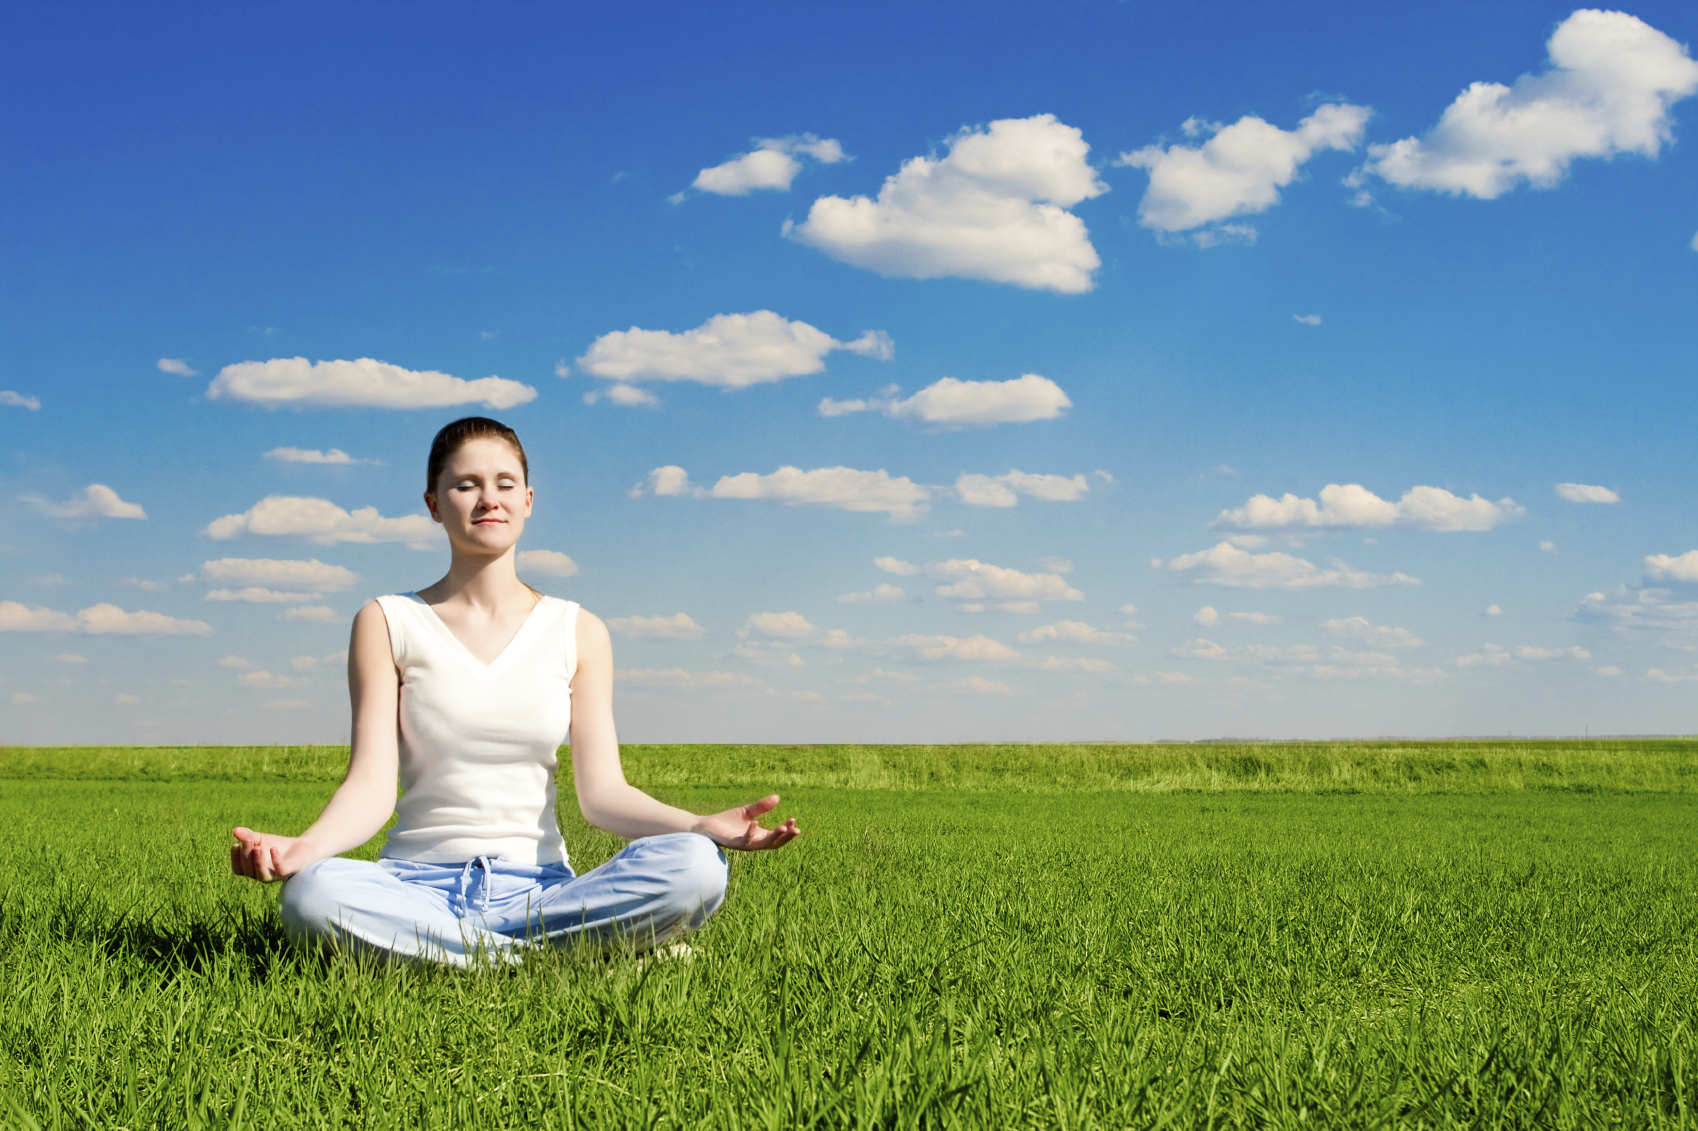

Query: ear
left=423, top=491, right=442, bottom=523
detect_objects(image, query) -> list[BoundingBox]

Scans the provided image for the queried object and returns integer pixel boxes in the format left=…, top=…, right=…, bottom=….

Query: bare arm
left=569, top=609, right=799, bottom=850
left=230, top=601, right=403, bottom=881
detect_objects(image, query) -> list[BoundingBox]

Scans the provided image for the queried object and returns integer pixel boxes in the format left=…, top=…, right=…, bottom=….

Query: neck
left=430, top=547, right=530, bottom=610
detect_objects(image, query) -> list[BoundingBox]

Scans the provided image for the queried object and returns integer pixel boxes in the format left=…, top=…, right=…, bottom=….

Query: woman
left=230, top=416, right=799, bottom=966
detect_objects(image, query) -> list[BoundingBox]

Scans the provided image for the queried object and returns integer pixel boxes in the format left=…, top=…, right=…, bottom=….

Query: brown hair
left=425, top=417, right=529, bottom=494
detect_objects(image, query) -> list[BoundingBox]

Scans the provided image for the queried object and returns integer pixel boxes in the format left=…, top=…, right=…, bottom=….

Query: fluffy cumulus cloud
left=24, top=484, right=147, bottom=521
left=954, top=470, right=1091, bottom=507
left=789, top=114, right=1108, bottom=293
left=1161, top=543, right=1421, bottom=589
left=926, top=559, right=1084, bottom=608
left=1644, top=550, right=1698, bottom=585
left=0, top=601, right=212, bottom=635
left=204, top=497, right=441, bottom=549
left=1323, top=615, right=1424, bottom=648
left=575, top=311, right=892, bottom=404
left=687, top=134, right=847, bottom=196
left=1016, top=620, right=1135, bottom=645
left=874, top=557, right=917, bottom=576
left=517, top=550, right=579, bottom=578
left=1555, top=482, right=1620, bottom=504
left=2, top=391, right=41, bottom=410
left=1576, top=551, right=1698, bottom=640
left=837, top=583, right=908, bottom=605
left=200, top=557, right=358, bottom=598
left=1214, top=483, right=1522, bottom=531
left=607, top=613, right=705, bottom=640
left=1454, top=643, right=1591, bottom=666
left=1118, top=103, right=1371, bottom=236
left=892, top=633, right=1020, bottom=661
left=207, top=357, right=536, bottom=410
left=157, top=358, right=199, bottom=377
left=738, top=612, right=823, bottom=640
left=819, top=374, right=1071, bottom=426
left=1193, top=606, right=1282, bottom=626
left=264, top=447, right=381, bottom=466
left=631, top=465, right=929, bottom=519
left=278, top=605, right=343, bottom=624
left=1362, top=10, right=1698, bottom=199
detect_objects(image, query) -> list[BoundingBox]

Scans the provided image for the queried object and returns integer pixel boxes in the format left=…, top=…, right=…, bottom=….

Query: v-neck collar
left=406, top=592, right=549, bottom=672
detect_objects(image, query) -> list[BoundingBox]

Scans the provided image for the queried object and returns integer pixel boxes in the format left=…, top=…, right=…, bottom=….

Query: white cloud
left=1194, top=606, right=1219, bottom=627
left=0, top=601, right=212, bottom=635
left=1487, top=604, right=1503, bottom=615
left=738, top=611, right=820, bottom=640
left=819, top=374, right=1071, bottom=427
left=204, top=496, right=441, bottom=549
left=1455, top=643, right=1591, bottom=666
left=12, top=692, right=38, bottom=704
left=688, top=133, right=847, bottom=196
left=1016, top=621, right=1134, bottom=645
left=517, top=550, right=579, bottom=578
left=575, top=311, right=892, bottom=401
left=1293, top=314, right=1323, bottom=326
left=54, top=653, right=87, bottom=664
left=201, top=557, right=358, bottom=592
left=1554, top=482, right=1620, bottom=504
left=1037, top=656, right=1116, bottom=673
left=206, top=588, right=319, bottom=604
left=789, top=114, right=1107, bottom=293
left=157, top=358, right=199, bottom=377
left=1541, top=541, right=1559, bottom=554
left=615, top=668, right=768, bottom=690
left=1, top=391, right=40, bottom=410
left=1362, top=10, right=1698, bottom=199
left=1034, top=556, right=1073, bottom=574
left=290, top=650, right=347, bottom=672
left=926, top=559, right=1084, bottom=606
left=607, top=613, right=705, bottom=640
left=207, top=357, right=536, bottom=410
left=584, top=383, right=661, bottom=408
left=278, top=605, right=343, bottom=624
left=955, top=470, right=1090, bottom=507
left=115, top=693, right=141, bottom=705
left=1644, top=550, right=1698, bottom=584
left=237, top=670, right=308, bottom=689
left=952, top=675, right=1013, bottom=695
left=1118, top=103, right=1371, bottom=235
left=1162, top=542, right=1421, bottom=589
left=837, top=583, right=908, bottom=605
left=25, top=484, right=147, bottom=520
left=217, top=655, right=256, bottom=669
left=839, top=668, right=920, bottom=684
left=632, top=465, right=930, bottom=519
left=1322, top=615, right=1424, bottom=648
left=264, top=447, right=382, bottom=466
left=1214, top=483, right=1522, bottom=531
left=874, top=556, right=917, bottom=576
left=1118, top=603, right=1138, bottom=615
left=892, top=634, right=1020, bottom=661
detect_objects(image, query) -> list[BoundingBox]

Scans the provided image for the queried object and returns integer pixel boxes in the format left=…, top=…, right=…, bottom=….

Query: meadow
left=0, top=740, right=1694, bottom=1129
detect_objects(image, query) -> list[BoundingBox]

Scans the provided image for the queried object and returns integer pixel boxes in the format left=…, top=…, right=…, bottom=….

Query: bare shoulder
left=350, top=600, right=396, bottom=664
left=574, top=607, right=611, bottom=647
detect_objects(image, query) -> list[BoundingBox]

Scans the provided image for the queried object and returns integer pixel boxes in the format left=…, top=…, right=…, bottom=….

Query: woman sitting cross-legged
left=230, top=416, right=799, bottom=966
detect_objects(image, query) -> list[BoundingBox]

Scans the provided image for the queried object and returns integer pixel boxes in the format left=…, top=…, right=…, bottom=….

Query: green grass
left=2, top=743, right=1696, bottom=1128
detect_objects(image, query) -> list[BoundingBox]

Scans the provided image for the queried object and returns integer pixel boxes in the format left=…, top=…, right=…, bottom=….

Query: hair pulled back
left=426, top=417, right=529, bottom=494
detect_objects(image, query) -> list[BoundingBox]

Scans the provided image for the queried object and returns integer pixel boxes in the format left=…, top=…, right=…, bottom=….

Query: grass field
left=1, top=741, right=1695, bottom=1128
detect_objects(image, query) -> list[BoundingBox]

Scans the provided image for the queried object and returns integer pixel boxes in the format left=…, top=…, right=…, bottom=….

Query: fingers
left=739, top=794, right=781, bottom=820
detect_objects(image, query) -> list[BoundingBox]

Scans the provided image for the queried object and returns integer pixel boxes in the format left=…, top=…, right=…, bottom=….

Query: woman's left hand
left=691, top=794, right=800, bottom=851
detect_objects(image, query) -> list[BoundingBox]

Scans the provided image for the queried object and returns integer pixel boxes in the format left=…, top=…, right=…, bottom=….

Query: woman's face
left=424, top=437, right=533, bottom=554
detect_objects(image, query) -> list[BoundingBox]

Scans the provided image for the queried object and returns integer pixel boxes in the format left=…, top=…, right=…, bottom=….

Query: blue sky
left=3, top=0, right=1695, bottom=743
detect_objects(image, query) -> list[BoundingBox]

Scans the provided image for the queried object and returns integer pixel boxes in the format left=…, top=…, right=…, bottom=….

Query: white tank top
left=374, top=592, right=577, bottom=865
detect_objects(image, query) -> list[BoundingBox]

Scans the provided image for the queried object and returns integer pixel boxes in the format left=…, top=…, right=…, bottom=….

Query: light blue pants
left=279, top=832, right=728, bottom=968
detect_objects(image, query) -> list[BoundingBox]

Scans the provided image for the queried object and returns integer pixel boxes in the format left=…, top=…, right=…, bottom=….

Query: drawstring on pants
left=456, top=855, right=495, bottom=918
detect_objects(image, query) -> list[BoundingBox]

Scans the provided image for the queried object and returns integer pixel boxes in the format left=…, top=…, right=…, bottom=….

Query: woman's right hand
left=230, top=827, right=312, bottom=882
